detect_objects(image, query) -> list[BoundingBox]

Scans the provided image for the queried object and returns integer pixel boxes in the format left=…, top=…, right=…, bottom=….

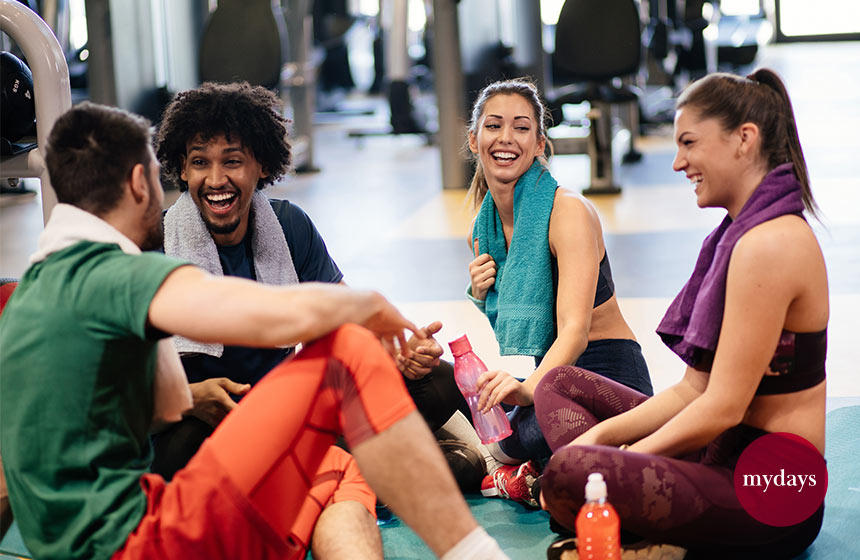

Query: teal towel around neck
left=472, top=160, right=558, bottom=357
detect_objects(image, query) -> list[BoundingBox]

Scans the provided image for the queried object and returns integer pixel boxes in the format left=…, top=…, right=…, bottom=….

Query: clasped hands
left=397, top=320, right=445, bottom=380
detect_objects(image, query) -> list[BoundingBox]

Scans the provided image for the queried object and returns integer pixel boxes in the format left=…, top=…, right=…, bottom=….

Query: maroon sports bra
left=694, top=329, right=827, bottom=395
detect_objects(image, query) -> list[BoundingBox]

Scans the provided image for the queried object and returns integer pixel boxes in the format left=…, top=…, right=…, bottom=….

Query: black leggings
left=535, top=366, right=823, bottom=559
left=404, top=360, right=471, bottom=433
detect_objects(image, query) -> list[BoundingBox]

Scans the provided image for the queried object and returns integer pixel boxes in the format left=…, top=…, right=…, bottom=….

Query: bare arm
left=573, top=368, right=706, bottom=447
left=148, top=266, right=417, bottom=351
left=629, top=224, right=802, bottom=456
left=478, top=192, right=603, bottom=409
left=522, top=192, right=602, bottom=396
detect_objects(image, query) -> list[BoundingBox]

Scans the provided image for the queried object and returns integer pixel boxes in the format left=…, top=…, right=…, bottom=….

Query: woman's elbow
left=556, top=324, right=589, bottom=358
left=702, top=394, right=749, bottom=430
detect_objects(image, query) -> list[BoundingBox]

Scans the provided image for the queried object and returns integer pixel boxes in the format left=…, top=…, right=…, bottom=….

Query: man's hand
left=476, top=369, right=533, bottom=412
left=397, top=321, right=444, bottom=380
left=469, top=239, right=496, bottom=301
left=360, top=293, right=418, bottom=360
left=188, top=378, right=251, bottom=427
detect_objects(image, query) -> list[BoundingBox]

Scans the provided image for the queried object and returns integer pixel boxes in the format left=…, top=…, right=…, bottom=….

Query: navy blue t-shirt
left=179, top=199, right=342, bottom=388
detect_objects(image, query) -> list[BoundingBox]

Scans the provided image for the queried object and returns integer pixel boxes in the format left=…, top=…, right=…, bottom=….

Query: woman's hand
left=476, top=369, right=533, bottom=412
left=469, top=238, right=496, bottom=301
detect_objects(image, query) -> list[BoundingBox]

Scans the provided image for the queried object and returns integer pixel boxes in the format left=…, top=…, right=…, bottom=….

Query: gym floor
left=1, top=40, right=858, bottom=410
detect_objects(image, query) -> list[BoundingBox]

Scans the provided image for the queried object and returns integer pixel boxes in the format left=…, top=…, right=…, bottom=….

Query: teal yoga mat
left=2, top=406, right=859, bottom=559
left=379, top=495, right=555, bottom=560
left=378, top=406, right=860, bottom=559
left=793, top=405, right=860, bottom=559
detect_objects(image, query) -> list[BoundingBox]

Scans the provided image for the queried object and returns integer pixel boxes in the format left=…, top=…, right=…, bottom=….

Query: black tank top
left=695, top=330, right=827, bottom=395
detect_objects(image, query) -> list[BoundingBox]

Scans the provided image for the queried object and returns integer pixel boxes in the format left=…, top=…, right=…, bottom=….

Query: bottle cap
left=584, top=472, right=608, bottom=501
left=448, top=334, right=472, bottom=357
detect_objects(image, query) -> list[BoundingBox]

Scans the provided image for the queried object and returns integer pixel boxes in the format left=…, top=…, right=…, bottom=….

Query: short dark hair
left=155, top=82, right=291, bottom=191
left=45, top=102, right=153, bottom=215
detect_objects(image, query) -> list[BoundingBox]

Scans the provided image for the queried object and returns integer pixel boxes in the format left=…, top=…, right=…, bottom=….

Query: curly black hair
left=155, top=82, right=291, bottom=191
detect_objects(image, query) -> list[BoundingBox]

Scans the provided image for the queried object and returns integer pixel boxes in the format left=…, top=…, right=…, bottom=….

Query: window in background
left=776, top=0, right=860, bottom=40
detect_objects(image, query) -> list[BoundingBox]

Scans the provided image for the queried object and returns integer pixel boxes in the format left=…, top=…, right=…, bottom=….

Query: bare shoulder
left=553, top=186, right=595, bottom=216
left=551, top=187, right=601, bottom=230
left=734, top=215, right=821, bottom=265
left=549, top=187, right=603, bottom=254
left=730, top=215, right=826, bottom=298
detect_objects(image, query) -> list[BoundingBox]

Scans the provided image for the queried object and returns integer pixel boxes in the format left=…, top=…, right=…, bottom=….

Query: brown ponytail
left=677, top=69, right=819, bottom=218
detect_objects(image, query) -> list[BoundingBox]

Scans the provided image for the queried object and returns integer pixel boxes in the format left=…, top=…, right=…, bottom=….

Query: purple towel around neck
left=657, top=163, right=805, bottom=367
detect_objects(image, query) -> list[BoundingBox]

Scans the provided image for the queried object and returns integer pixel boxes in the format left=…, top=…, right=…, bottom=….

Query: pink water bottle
left=447, top=334, right=513, bottom=444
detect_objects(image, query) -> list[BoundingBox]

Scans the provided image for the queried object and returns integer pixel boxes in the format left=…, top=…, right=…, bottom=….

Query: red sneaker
left=480, top=460, right=540, bottom=508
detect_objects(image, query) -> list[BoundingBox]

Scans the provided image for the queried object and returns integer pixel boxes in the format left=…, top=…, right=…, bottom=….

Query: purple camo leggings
left=534, top=366, right=823, bottom=558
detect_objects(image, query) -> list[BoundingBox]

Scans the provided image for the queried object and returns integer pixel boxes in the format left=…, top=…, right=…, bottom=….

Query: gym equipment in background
left=0, top=0, right=71, bottom=219
left=547, top=0, right=643, bottom=194
left=347, top=0, right=429, bottom=141
left=0, top=51, right=36, bottom=152
left=430, top=0, right=544, bottom=189
left=198, top=0, right=288, bottom=89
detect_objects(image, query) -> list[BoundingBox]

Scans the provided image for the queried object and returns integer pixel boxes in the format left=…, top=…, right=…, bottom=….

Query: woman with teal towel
left=464, top=79, right=653, bottom=474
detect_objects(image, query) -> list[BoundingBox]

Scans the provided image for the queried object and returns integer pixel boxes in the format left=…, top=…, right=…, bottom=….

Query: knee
left=324, top=324, right=388, bottom=361
left=540, top=446, right=593, bottom=520
left=534, top=366, right=594, bottom=408
left=534, top=365, right=567, bottom=399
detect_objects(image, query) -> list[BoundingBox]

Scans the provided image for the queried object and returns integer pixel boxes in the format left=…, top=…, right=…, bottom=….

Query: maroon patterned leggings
left=534, top=366, right=823, bottom=559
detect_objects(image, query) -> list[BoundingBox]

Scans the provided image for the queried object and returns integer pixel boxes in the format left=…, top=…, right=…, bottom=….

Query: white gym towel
left=163, top=190, right=298, bottom=357
left=30, top=203, right=193, bottom=426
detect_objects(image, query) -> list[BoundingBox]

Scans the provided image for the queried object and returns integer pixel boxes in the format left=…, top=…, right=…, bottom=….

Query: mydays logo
left=733, top=432, right=828, bottom=527
left=741, top=469, right=817, bottom=493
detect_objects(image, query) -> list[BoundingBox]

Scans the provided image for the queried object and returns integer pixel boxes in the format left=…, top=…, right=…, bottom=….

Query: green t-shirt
left=0, top=242, right=187, bottom=560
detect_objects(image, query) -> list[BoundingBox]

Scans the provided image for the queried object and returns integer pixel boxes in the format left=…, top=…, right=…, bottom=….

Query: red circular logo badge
left=733, top=432, right=827, bottom=527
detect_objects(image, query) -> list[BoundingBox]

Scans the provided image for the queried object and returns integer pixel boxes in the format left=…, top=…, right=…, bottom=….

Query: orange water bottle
left=576, top=472, right=621, bottom=559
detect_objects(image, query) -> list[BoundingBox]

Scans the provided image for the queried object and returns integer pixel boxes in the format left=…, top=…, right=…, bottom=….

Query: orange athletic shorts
left=113, top=324, right=414, bottom=559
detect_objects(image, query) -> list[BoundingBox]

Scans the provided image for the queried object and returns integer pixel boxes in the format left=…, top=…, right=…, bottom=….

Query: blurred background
left=1, top=0, right=859, bottom=402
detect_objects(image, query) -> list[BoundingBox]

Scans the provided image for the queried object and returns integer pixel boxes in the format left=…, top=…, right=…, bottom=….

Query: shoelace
left=492, top=468, right=513, bottom=499
left=494, top=463, right=532, bottom=500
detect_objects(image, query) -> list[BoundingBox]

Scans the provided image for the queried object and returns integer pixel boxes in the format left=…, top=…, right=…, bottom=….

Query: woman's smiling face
left=673, top=106, right=744, bottom=212
left=469, top=93, right=546, bottom=191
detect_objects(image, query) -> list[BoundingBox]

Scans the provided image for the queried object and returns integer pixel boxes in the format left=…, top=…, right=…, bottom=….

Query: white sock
left=440, top=526, right=509, bottom=560
left=435, top=411, right=506, bottom=474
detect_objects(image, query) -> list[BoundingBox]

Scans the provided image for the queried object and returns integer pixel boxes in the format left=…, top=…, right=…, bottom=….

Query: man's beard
left=202, top=214, right=241, bottom=236
left=139, top=178, right=164, bottom=251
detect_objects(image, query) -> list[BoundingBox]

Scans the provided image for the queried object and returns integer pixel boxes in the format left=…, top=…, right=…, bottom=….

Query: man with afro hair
left=154, top=82, right=458, bottom=557
left=154, top=81, right=392, bottom=555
